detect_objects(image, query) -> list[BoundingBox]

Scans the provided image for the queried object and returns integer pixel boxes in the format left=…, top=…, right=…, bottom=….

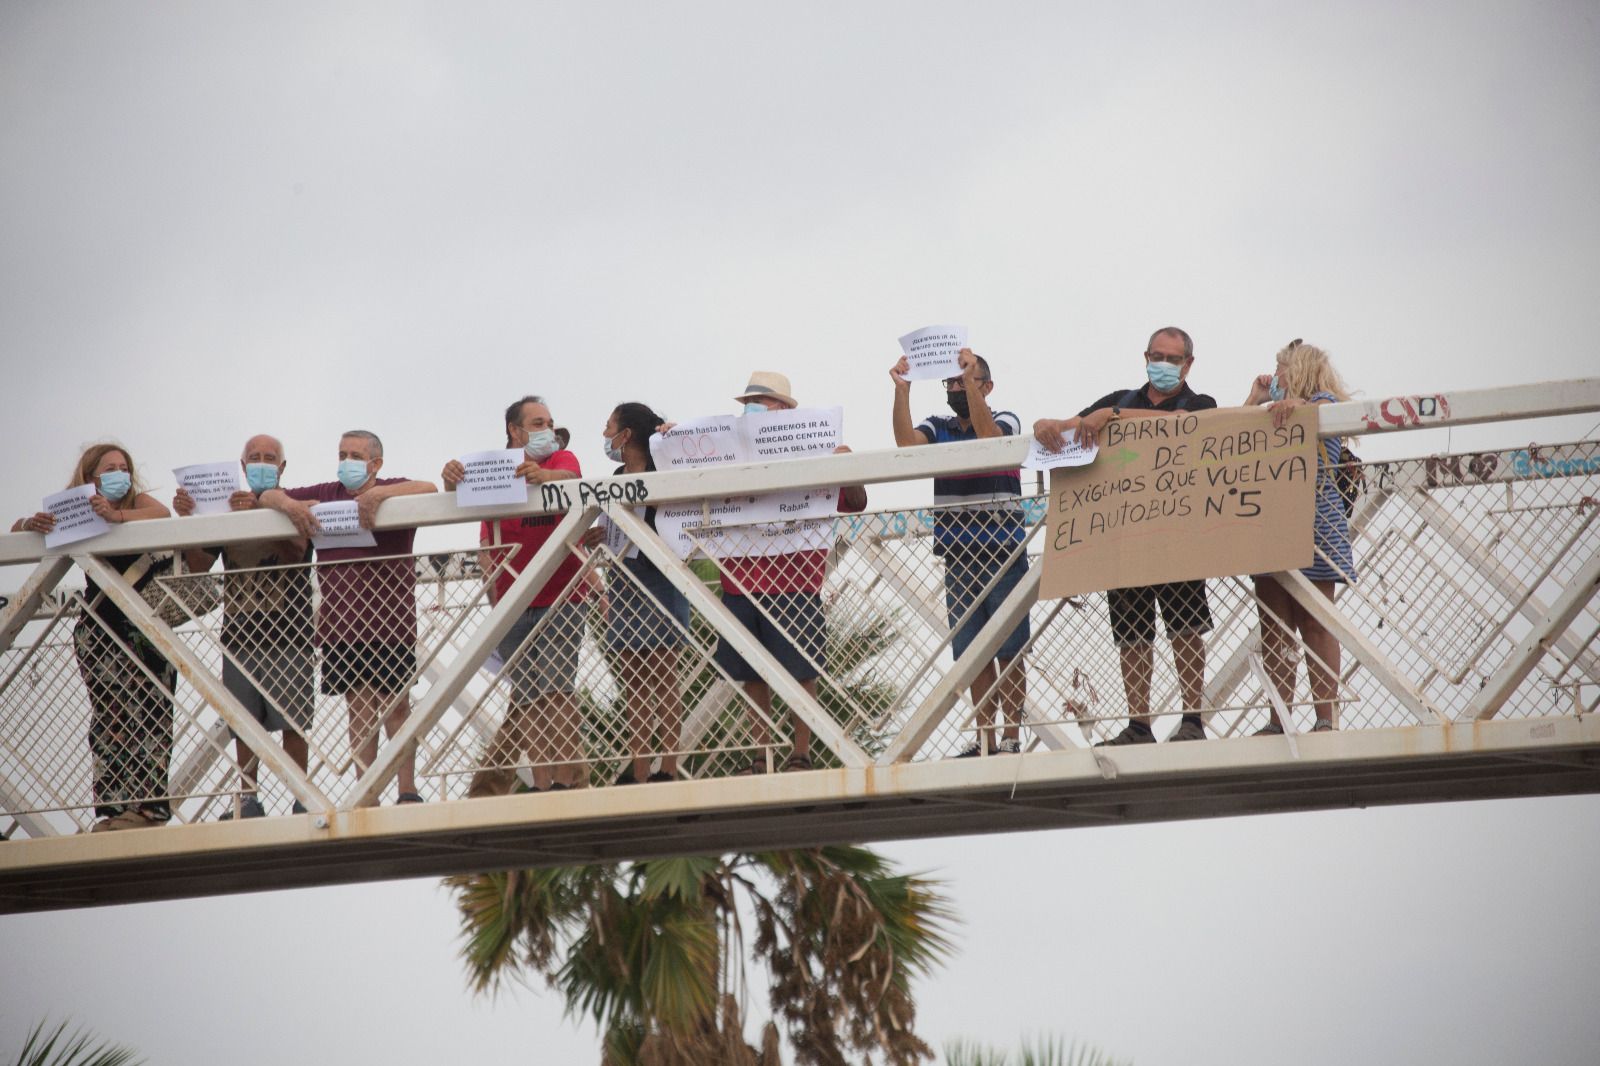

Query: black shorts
left=712, top=592, right=824, bottom=683
left=1106, top=580, right=1212, bottom=646
left=319, top=642, right=418, bottom=696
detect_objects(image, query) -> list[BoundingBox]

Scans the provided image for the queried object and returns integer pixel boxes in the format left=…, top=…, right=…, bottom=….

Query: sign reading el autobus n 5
left=1040, top=405, right=1318, bottom=600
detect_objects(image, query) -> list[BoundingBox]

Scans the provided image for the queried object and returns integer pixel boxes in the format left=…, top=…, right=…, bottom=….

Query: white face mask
left=524, top=430, right=559, bottom=460
left=603, top=431, right=626, bottom=463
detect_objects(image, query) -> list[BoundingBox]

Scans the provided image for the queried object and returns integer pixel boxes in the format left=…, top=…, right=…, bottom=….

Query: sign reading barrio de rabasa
left=1039, top=405, right=1319, bottom=600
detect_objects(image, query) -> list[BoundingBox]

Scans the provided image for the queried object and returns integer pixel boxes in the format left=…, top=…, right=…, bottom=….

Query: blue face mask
left=245, top=462, right=280, bottom=494
left=1146, top=360, right=1182, bottom=392
left=1268, top=374, right=1285, bottom=403
left=524, top=430, right=559, bottom=460
left=603, top=432, right=626, bottom=463
left=337, top=459, right=370, bottom=492
left=743, top=403, right=767, bottom=415
left=98, top=470, right=132, bottom=502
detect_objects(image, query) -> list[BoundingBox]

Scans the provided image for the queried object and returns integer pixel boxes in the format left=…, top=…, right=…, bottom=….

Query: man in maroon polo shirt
left=261, top=429, right=436, bottom=802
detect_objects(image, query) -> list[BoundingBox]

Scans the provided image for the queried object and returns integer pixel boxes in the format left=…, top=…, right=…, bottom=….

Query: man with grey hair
left=261, top=430, right=436, bottom=802
left=174, top=433, right=315, bottom=818
left=1033, top=326, right=1218, bottom=745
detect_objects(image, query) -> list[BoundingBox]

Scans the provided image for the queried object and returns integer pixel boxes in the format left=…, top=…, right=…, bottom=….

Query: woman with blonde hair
left=14, top=443, right=175, bottom=831
left=1243, top=341, right=1356, bottom=734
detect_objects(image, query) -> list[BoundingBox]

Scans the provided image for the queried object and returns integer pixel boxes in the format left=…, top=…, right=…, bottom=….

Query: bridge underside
left=5, top=715, right=1596, bottom=914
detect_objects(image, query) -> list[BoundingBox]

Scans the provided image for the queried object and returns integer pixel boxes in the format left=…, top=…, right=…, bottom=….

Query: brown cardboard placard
left=1039, top=405, right=1319, bottom=600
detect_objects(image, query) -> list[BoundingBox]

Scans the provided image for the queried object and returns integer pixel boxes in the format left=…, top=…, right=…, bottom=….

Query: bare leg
left=743, top=679, right=775, bottom=767
left=794, top=678, right=817, bottom=758
left=380, top=692, right=416, bottom=795
left=1302, top=580, right=1341, bottom=727
left=648, top=648, right=681, bottom=778
left=234, top=739, right=258, bottom=799
left=968, top=660, right=998, bottom=749
left=1254, top=576, right=1299, bottom=726
left=996, top=656, right=1025, bottom=743
left=1171, top=632, right=1207, bottom=714
left=346, top=687, right=381, bottom=776
left=1117, top=642, right=1154, bottom=725
left=542, top=691, right=585, bottom=788
left=617, top=649, right=651, bottom=780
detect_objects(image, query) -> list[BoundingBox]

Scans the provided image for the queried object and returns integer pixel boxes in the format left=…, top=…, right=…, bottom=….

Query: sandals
left=783, top=753, right=813, bottom=773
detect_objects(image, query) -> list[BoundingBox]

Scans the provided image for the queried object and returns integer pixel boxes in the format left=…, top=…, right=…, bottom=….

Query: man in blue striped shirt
left=891, top=348, right=1030, bottom=757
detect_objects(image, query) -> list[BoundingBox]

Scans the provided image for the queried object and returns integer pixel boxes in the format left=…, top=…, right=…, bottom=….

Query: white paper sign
left=455, top=449, right=528, bottom=508
left=1022, top=437, right=1099, bottom=472
left=897, top=324, right=968, bottom=381
left=647, top=406, right=847, bottom=557
left=651, top=415, right=745, bottom=472
left=654, top=501, right=835, bottom=561
left=42, top=484, right=110, bottom=549
left=596, top=513, right=637, bottom=560
left=309, top=501, right=378, bottom=550
left=173, top=461, right=245, bottom=516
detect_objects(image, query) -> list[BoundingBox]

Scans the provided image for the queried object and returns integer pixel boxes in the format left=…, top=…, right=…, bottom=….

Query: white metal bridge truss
left=1, top=380, right=1597, bottom=912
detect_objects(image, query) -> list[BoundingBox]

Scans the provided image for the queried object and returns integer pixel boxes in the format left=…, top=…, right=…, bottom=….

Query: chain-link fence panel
left=421, top=522, right=786, bottom=795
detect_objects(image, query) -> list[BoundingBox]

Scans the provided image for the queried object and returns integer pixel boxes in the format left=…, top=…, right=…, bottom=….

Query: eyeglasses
left=1143, top=352, right=1189, bottom=366
left=943, top=376, right=991, bottom=389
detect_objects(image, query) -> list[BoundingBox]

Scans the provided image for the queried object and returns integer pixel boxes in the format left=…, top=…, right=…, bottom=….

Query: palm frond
left=11, top=1020, right=143, bottom=1066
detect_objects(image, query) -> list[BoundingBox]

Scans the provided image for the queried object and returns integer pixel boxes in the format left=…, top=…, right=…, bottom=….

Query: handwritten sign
left=309, top=501, right=377, bottom=551
left=1039, top=406, right=1318, bottom=600
left=1022, top=436, right=1099, bottom=472
left=646, top=406, right=846, bottom=556
left=897, top=324, right=968, bottom=382
left=173, top=461, right=245, bottom=516
left=455, top=449, right=528, bottom=508
left=42, top=484, right=109, bottom=550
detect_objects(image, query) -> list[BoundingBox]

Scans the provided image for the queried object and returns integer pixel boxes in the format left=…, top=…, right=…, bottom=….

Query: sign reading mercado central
left=1040, top=406, right=1319, bottom=600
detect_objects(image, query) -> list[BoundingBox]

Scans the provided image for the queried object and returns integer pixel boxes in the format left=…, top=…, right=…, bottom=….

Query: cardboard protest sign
left=1039, top=406, right=1318, bottom=600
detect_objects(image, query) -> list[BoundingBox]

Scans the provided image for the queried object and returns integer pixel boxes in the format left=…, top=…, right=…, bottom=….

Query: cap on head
left=734, top=371, right=797, bottom=409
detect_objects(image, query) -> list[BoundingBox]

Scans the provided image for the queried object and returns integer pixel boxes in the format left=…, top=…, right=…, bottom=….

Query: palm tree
left=9, top=1021, right=142, bottom=1066
left=943, top=1036, right=1131, bottom=1066
left=447, top=845, right=956, bottom=1066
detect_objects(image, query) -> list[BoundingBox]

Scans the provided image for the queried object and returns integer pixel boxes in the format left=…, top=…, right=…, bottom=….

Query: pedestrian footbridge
left=2, top=381, right=1597, bottom=913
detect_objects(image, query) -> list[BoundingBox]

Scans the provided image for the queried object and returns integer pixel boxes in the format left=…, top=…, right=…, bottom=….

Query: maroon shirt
left=286, top=478, right=418, bottom=646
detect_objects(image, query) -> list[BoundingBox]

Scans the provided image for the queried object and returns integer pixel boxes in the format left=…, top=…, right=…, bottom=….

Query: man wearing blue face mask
left=260, top=430, right=437, bottom=803
left=1033, top=326, right=1218, bottom=745
left=174, top=434, right=315, bottom=818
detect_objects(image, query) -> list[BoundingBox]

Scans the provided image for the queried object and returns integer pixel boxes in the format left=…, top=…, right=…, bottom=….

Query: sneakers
left=783, top=753, right=813, bottom=772
left=647, top=771, right=678, bottom=783
left=1096, top=723, right=1156, bottom=747
left=91, top=809, right=163, bottom=833
left=291, top=800, right=308, bottom=815
left=614, top=768, right=640, bottom=786
left=996, top=738, right=1023, bottom=754
left=467, top=767, right=516, bottom=799
left=1311, top=719, right=1335, bottom=732
left=397, top=791, right=424, bottom=804
left=1168, top=719, right=1207, bottom=742
left=220, top=794, right=266, bottom=820
left=1253, top=720, right=1285, bottom=736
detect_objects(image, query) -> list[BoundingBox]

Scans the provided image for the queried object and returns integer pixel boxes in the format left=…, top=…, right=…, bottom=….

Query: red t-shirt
left=286, top=478, right=418, bottom=645
left=720, top=488, right=865, bottom=597
left=480, top=450, right=590, bottom=608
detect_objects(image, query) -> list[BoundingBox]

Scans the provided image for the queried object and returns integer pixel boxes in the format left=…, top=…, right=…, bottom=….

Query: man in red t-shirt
left=443, top=395, right=591, bottom=795
left=711, top=372, right=866, bottom=773
left=261, top=429, right=436, bottom=803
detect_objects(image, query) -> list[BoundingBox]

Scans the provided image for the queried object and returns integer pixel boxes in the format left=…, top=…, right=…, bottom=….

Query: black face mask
left=946, top=391, right=971, bottom=419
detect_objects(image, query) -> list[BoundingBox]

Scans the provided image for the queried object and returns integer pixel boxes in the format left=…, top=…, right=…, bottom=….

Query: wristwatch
left=1109, top=406, right=1122, bottom=419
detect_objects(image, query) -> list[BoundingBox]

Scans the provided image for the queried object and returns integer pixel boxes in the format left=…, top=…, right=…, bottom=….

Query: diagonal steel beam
left=73, top=554, right=336, bottom=813
left=1464, top=548, right=1600, bottom=720
left=349, top=504, right=603, bottom=807
left=608, top=505, right=870, bottom=769
left=0, top=557, right=73, bottom=656
left=1273, top=568, right=1446, bottom=724
left=882, top=561, right=1041, bottom=764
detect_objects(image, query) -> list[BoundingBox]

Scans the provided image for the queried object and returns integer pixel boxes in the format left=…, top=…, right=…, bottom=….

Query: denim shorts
left=497, top=602, right=586, bottom=699
left=604, top=562, right=690, bottom=653
left=944, top=552, right=1031, bottom=661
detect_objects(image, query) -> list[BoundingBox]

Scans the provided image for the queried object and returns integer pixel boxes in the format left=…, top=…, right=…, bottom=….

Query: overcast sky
left=2, top=2, right=1598, bottom=1063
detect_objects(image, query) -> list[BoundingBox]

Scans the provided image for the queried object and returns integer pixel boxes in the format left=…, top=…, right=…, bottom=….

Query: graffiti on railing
left=1361, top=393, right=1452, bottom=432
left=1510, top=449, right=1600, bottom=479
